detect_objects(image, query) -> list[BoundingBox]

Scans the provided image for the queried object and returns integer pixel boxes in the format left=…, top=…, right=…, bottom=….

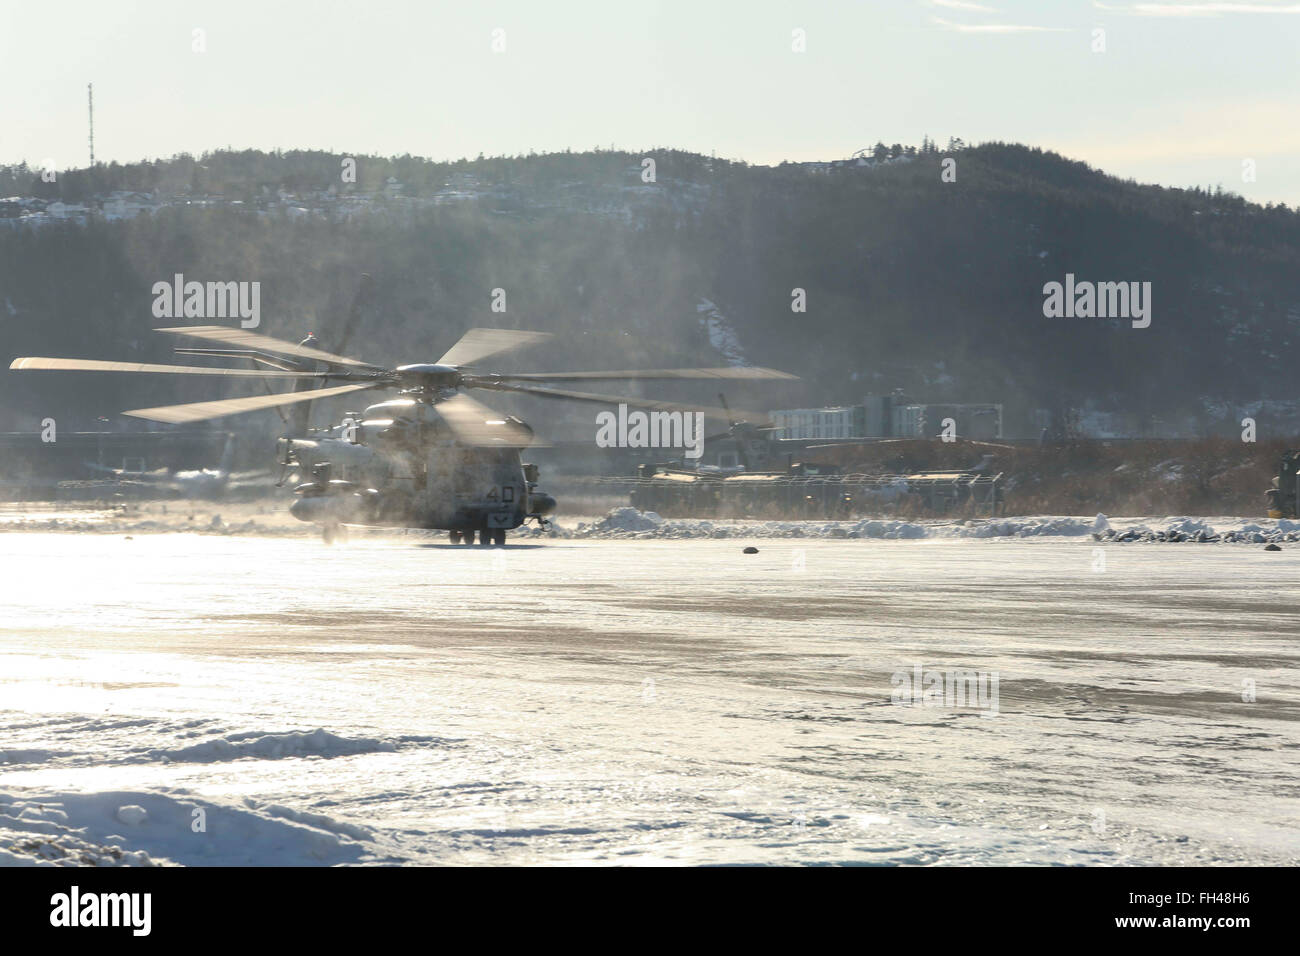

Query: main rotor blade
left=10, top=357, right=324, bottom=378
left=472, top=380, right=763, bottom=422
left=483, top=366, right=798, bottom=382
left=173, top=348, right=304, bottom=371
left=156, top=326, right=384, bottom=370
left=437, top=328, right=552, bottom=368
left=435, top=392, right=544, bottom=447
left=122, top=383, right=376, bottom=424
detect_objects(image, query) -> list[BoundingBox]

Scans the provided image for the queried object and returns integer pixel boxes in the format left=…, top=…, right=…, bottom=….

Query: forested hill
left=3, top=142, right=1299, bottom=438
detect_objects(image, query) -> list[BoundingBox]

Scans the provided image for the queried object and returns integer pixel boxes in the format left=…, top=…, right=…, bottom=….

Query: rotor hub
left=394, top=363, right=462, bottom=391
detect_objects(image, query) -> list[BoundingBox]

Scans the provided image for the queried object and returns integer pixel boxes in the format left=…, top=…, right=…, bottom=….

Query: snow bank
left=1093, top=516, right=1300, bottom=543
left=584, top=507, right=665, bottom=533
left=9, top=503, right=1298, bottom=546
left=154, top=728, right=397, bottom=763
left=956, top=517, right=1095, bottom=538
left=0, top=789, right=372, bottom=866
left=0, top=510, right=272, bottom=536
left=568, top=510, right=932, bottom=540
left=565, top=510, right=1103, bottom=540
left=543, top=509, right=1300, bottom=544
left=1165, top=517, right=1213, bottom=536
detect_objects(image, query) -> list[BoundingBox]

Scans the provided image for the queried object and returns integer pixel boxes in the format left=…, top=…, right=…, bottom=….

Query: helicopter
left=10, top=294, right=796, bottom=544
left=81, top=431, right=275, bottom=499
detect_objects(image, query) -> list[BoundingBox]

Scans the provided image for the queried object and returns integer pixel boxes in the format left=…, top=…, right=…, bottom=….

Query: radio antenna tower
left=88, top=83, right=94, bottom=167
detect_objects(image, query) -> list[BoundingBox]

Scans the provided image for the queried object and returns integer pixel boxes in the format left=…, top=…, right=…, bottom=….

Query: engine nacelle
left=289, top=479, right=378, bottom=525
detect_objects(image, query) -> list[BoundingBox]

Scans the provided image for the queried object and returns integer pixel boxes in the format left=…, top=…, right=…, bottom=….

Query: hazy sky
left=3, top=0, right=1299, bottom=203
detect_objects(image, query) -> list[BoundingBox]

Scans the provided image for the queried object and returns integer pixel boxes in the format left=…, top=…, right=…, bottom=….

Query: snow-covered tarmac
left=2, top=529, right=1297, bottom=865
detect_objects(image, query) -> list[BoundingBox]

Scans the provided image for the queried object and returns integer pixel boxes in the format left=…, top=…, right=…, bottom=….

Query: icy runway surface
left=2, top=532, right=1297, bottom=865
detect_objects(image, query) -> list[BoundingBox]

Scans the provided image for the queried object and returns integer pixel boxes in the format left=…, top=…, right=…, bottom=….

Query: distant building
left=771, top=396, right=1002, bottom=441
left=795, top=154, right=915, bottom=176
left=46, top=201, right=90, bottom=220
left=101, top=191, right=155, bottom=220
left=890, top=403, right=1003, bottom=440
left=770, top=406, right=863, bottom=440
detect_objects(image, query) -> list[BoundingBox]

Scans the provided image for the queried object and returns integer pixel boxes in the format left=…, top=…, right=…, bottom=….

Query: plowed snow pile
left=156, top=729, right=396, bottom=763
left=549, top=508, right=1300, bottom=543
left=0, top=790, right=373, bottom=866
left=5, top=503, right=1298, bottom=544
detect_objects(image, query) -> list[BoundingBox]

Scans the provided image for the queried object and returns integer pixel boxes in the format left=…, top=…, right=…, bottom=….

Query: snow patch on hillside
left=697, top=299, right=748, bottom=366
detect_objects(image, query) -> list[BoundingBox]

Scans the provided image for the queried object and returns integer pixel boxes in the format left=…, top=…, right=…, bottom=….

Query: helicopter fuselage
left=279, top=392, right=555, bottom=539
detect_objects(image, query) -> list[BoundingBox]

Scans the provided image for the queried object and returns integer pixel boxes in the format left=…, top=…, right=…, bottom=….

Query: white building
left=102, top=191, right=154, bottom=220
left=770, top=407, right=862, bottom=440
left=46, top=201, right=89, bottom=220
left=771, top=398, right=1003, bottom=441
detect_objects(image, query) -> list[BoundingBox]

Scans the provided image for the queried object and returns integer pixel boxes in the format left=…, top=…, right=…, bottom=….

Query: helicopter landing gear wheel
left=461, top=529, right=474, bottom=545
left=322, top=522, right=339, bottom=545
left=477, top=529, right=492, bottom=546
left=492, top=529, right=506, bottom=546
left=449, top=530, right=462, bottom=544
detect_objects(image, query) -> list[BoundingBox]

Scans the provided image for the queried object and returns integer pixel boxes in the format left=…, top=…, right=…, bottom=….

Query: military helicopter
left=81, top=432, right=275, bottom=499
left=10, top=296, right=795, bottom=544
